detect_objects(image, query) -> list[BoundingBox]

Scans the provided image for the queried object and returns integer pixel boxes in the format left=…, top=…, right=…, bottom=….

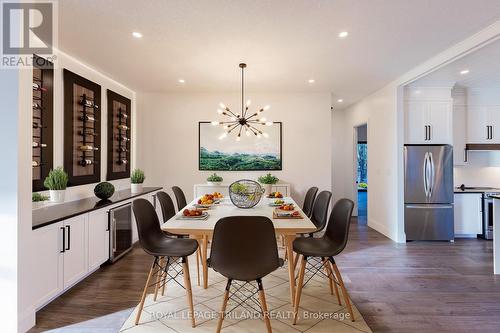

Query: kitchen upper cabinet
left=62, top=215, right=88, bottom=289
left=32, top=222, right=64, bottom=307
left=454, top=193, right=482, bottom=236
left=406, top=100, right=453, bottom=144
left=88, top=208, right=110, bottom=271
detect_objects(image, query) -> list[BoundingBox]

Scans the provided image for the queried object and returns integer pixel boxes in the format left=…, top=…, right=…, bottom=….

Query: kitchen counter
left=32, top=187, right=162, bottom=230
left=490, top=196, right=500, bottom=274
left=454, top=190, right=487, bottom=193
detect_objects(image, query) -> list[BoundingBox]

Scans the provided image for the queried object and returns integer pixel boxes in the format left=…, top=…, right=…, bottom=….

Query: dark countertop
left=454, top=190, right=487, bottom=194
left=32, top=187, right=162, bottom=230
left=489, top=195, right=500, bottom=200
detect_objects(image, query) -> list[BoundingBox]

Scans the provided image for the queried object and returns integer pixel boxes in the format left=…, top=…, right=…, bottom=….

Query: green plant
left=131, top=169, right=145, bottom=184
left=94, top=182, right=115, bottom=200
left=43, top=167, right=68, bottom=190
left=32, top=193, right=49, bottom=202
left=207, top=173, right=223, bottom=182
left=230, top=182, right=248, bottom=194
left=258, top=173, right=279, bottom=184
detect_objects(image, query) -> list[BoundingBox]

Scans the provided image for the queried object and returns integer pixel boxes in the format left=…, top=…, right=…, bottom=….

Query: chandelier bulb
left=263, top=132, right=269, bottom=138
left=257, top=134, right=262, bottom=138
left=217, top=109, right=223, bottom=114
left=211, top=121, right=219, bottom=126
left=263, top=105, right=270, bottom=111
left=219, top=103, right=226, bottom=109
left=246, top=99, right=251, bottom=107
left=259, top=117, right=266, bottom=122
left=265, top=121, right=273, bottom=126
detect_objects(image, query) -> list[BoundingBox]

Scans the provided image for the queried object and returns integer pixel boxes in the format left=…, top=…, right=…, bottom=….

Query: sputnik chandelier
left=211, top=63, right=272, bottom=141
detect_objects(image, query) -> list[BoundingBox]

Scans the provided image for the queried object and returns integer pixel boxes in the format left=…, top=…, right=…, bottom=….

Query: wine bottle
left=80, top=99, right=99, bottom=109
left=32, top=141, right=47, bottom=148
left=78, top=129, right=98, bottom=136
left=79, top=115, right=96, bottom=122
left=33, top=122, right=45, bottom=129
left=116, top=136, right=130, bottom=142
left=78, top=159, right=95, bottom=166
left=32, top=161, right=42, bottom=167
left=118, top=113, right=128, bottom=119
left=116, top=147, right=128, bottom=153
left=117, top=159, right=128, bottom=165
left=32, top=83, right=47, bottom=92
left=33, top=102, right=42, bottom=110
left=117, top=124, right=129, bottom=130
left=79, top=145, right=99, bottom=151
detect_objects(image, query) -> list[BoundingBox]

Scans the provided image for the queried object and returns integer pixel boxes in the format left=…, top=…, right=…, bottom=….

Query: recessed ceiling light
left=178, top=79, right=185, bottom=83
left=338, top=31, right=349, bottom=38
left=308, top=79, right=315, bottom=83
left=132, top=31, right=143, bottom=38
left=460, top=69, right=470, bottom=75
left=337, top=99, right=343, bottom=103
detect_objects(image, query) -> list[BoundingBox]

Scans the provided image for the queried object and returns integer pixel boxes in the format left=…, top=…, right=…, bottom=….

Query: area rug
left=119, top=259, right=372, bottom=333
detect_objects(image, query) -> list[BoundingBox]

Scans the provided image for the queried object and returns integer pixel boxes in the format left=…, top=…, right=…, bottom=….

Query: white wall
left=332, top=85, right=401, bottom=240
left=18, top=50, right=135, bottom=332
left=137, top=92, right=332, bottom=204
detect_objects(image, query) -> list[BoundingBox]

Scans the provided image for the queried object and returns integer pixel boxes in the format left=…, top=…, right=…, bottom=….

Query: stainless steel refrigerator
left=404, top=144, right=454, bottom=241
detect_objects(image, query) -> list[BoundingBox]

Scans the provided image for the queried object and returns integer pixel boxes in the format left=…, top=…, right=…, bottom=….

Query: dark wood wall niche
left=32, top=55, right=54, bottom=191
left=107, top=90, right=131, bottom=180
left=63, top=69, right=102, bottom=186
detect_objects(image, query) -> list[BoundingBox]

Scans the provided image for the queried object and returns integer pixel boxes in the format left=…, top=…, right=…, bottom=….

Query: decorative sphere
left=229, top=179, right=265, bottom=209
left=94, top=182, right=115, bottom=200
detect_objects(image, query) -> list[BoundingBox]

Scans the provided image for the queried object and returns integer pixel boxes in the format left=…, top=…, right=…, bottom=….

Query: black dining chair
left=132, top=198, right=199, bottom=327
left=156, top=191, right=203, bottom=286
left=302, top=187, right=318, bottom=218
left=292, top=198, right=355, bottom=325
left=209, top=216, right=284, bottom=333
left=172, top=186, right=188, bottom=211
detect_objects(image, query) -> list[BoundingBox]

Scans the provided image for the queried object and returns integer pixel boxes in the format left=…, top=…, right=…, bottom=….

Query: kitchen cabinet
left=405, top=101, right=452, bottom=144
left=454, top=193, right=482, bottom=236
left=88, top=208, right=110, bottom=271
left=467, top=106, right=500, bottom=143
left=32, top=222, right=64, bottom=307
left=62, top=215, right=88, bottom=288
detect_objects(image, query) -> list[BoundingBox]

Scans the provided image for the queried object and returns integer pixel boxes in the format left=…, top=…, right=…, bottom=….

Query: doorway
left=355, top=124, right=368, bottom=224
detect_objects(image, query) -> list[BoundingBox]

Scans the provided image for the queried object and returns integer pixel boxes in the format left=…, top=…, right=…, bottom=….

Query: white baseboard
left=367, top=217, right=397, bottom=241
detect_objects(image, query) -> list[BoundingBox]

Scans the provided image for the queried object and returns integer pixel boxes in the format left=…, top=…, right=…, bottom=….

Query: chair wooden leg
left=153, top=257, right=163, bottom=301
left=135, top=257, right=157, bottom=325
left=257, top=279, right=273, bottom=333
left=293, top=255, right=307, bottom=325
left=196, top=246, right=201, bottom=286
left=330, top=259, right=355, bottom=322
left=182, top=256, right=196, bottom=328
left=322, top=257, right=334, bottom=295
left=161, top=257, right=169, bottom=296
left=216, top=279, right=232, bottom=333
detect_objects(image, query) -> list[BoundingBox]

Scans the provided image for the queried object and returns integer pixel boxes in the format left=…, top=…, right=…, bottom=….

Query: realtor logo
left=1, top=0, right=57, bottom=68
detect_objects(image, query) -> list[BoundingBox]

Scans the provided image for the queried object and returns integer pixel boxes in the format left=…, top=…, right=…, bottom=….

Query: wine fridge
left=109, top=203, right=133, bottom=262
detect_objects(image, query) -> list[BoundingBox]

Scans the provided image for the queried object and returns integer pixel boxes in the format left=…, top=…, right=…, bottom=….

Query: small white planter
left=49, top=190, right=66, bottom=203
left=131, top=183, right=143, bottom=194
left=262, top=184, right=273, bottom=195
left=207, top=181, right=223, bottom=186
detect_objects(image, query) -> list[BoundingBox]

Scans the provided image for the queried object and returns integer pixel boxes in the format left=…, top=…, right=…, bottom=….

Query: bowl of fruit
left=212, top=191, right=224, bottom=202
left=267, top=191, right=283, bottom=199
left=196, top=194, right=215, bottom=208
left=182, top=208, right=208, bottom=219
left=269, top=199, right=286, bottom=207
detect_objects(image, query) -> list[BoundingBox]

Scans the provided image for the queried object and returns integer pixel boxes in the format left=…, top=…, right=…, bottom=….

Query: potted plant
left=131, top=168, right=145, bottom=193
left=207, top=173, right=223, bottom=185
left=258, top=173, right=279, bottom=195
left=43, top=167, right=69, bottom=203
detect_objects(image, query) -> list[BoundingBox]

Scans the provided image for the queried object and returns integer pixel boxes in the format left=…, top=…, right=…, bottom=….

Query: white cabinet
left=467, top=106, right=500, bottom=143
left=32, top=222, right=64, bottom=307
left=454, top=193, right=482, bottom=236
left=88, top=208, right=110, bottom=271
left=62, top=215, right=88, bottom=288
left=405, top=101, right=452, bottom=144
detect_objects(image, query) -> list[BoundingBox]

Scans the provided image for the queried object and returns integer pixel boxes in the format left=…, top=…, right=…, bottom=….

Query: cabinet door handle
left=491, top=126, right=494, bottom=140
left=424, top=125, right=428, bottom=140
left=428, top=125, right=431, bottom=141
left=65, top=225, right=71, bottom=251
left=60, top=227, right=65, bottom=253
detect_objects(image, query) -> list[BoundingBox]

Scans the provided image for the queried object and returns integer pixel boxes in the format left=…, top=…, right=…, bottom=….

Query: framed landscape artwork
left=199, top=121, right=282, bottom=171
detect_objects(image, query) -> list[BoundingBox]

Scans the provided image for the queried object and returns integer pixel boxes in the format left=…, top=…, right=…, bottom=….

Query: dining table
left=161, top=195, right=317, bottom=305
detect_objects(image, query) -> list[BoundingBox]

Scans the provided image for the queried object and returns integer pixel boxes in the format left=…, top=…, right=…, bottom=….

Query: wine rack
left=32, top=55, right=54, bottom=191
left=107, top=90, right=131, bottom=180
left=64, top=69, right=101, bottom=186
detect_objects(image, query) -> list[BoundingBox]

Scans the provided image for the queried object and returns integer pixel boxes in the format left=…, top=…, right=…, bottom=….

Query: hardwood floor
left=29, top=218, right=500, bottom=333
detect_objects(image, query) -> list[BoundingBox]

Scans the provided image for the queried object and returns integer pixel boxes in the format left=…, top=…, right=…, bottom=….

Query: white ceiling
left=58, top=0, right=500, bottom=107
left=409, top=39, right=500, bottom=89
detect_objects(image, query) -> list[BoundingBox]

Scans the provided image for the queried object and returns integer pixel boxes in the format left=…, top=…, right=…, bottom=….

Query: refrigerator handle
left=423, top=152, right=429, bottom=198
left=428, top=152, right=435, bottom=198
